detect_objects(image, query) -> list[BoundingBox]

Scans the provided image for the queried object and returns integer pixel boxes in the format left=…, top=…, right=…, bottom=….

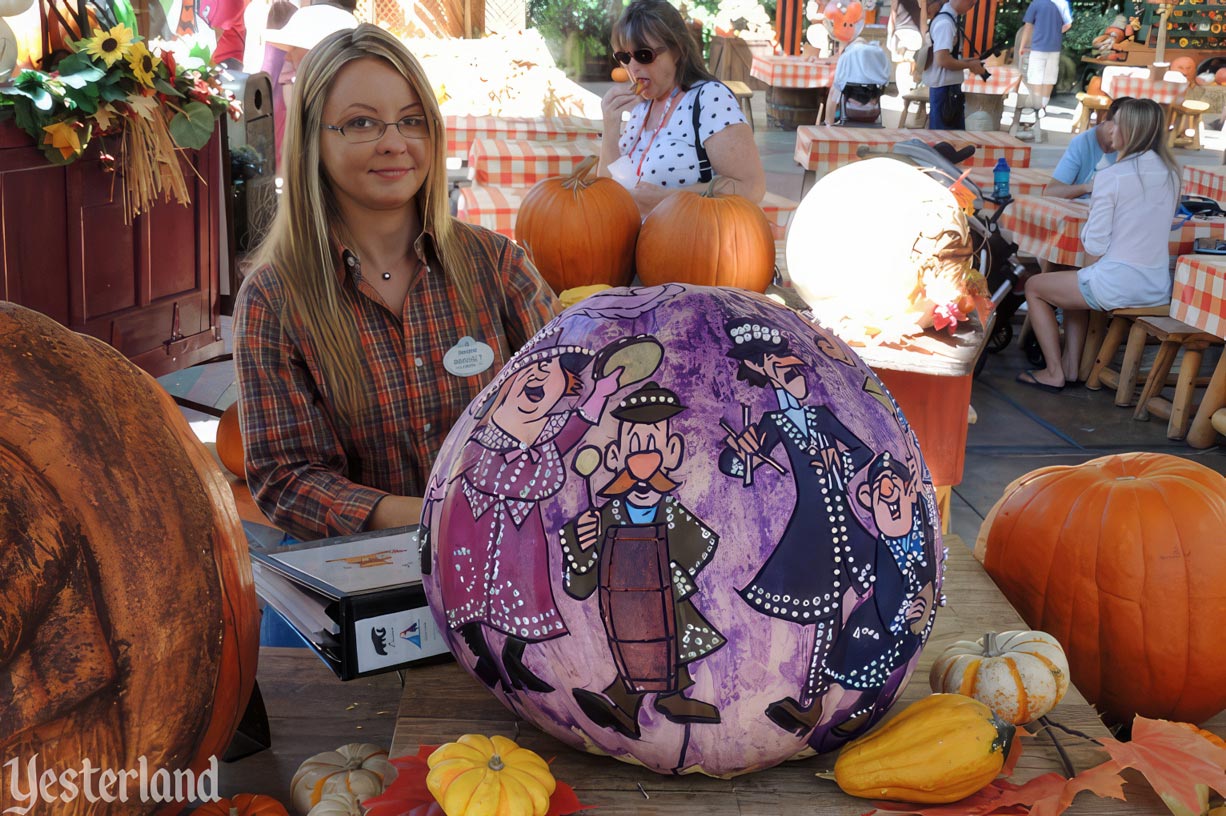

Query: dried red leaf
left=1094, top=717, right=1226, bottom=815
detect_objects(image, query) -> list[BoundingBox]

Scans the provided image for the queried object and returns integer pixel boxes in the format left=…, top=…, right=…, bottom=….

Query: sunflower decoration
left=126, top=42, right=161, bottom=88
left=81, top=23, right=135, bottom=68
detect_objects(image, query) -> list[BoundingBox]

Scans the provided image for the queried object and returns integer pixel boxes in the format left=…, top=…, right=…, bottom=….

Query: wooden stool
left=725, top=80, right=755, bottom=131
left=1072, top=92, right=1112, bottom=134
left=1167, top=98, right=1210, bottom=150
left=1084, top=304, right=1171, bottom=405
left=900, top=88, right=929, bottom=128
left=1130, top=316, right=1223, bottom=439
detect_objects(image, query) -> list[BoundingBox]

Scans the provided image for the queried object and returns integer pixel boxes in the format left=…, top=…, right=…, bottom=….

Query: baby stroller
left=864, top=138, right=1028, bottom=373
left=837, top=82, right=886, bottom=126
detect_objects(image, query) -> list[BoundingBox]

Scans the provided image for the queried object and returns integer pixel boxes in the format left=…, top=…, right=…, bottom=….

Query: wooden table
left=964, top=65, right=1024, bottom=132
left=968, top=166, right=1050, bottom=198
left=443, top=115, right=602, bottom=162
left=1172, top=254, right=1226, bottom=448
left=389, top=537, right=1178, bottom=813
left=1103, top=70, right=1188, bottom=105
left=1184, top=164, right=1226, bottom=201
left=751, top=54, right=838, bottom=89
left=465, top=138, right=597, bottom=187
left=999, top=194, right=1226, bottom=268
left=794, top=127, right=1032, bottom=193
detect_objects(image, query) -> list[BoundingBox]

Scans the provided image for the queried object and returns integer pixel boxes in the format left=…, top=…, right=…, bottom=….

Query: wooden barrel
left=766, top=86, right=824, bottom=130
left=597, top=523, right=677, bottom=693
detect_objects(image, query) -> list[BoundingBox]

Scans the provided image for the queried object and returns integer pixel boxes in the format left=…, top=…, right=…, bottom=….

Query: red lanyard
left=628, top=89, right=683, bottom=179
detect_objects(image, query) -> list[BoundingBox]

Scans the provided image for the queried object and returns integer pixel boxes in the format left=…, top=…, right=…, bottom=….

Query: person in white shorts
left=1015, top=0, right=1071, bottom=112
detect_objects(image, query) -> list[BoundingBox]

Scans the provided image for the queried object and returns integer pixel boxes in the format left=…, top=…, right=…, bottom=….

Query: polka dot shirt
left=617, top=80, right=747, bottom=189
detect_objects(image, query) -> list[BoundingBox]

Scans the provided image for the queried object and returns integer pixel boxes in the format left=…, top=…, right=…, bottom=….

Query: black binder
left=246, top=523, right=452, bottom=680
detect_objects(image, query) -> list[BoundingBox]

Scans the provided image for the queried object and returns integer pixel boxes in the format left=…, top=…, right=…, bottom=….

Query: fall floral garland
left=0, top=24, right=240, bottom=222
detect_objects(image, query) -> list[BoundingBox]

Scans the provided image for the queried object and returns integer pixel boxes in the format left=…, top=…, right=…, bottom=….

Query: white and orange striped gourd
left=929, top=630, right=1070, bottom=724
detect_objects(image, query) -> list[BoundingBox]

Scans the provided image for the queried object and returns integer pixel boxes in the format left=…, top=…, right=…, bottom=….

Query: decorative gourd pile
left=0, top=302, right=260, bottom=814
left=975, top=452, right=1226, bottom=726
left=420, top=284, right=944, bottom=776
left=291, top=743, right=397, bottom=814
left=784, top=157, right=987, bottom=344
left=515, top=162, right=775, bottom=295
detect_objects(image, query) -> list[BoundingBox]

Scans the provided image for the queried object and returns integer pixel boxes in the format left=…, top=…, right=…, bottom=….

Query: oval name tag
left=443, top=336, right=495, bottom=377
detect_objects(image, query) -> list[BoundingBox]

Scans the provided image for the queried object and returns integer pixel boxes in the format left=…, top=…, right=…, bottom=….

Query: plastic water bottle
left=993, top=157, right=1011, bottom=200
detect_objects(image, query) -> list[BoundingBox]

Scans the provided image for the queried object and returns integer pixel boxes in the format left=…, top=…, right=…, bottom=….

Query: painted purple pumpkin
left=420, top=285, right=945, bottom=777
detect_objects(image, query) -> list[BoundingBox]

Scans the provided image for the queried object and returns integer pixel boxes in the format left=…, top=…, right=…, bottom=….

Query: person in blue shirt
left=1016, top=0, right=1072, bottom=115
left=1044, top=96, right=1129, bottom=199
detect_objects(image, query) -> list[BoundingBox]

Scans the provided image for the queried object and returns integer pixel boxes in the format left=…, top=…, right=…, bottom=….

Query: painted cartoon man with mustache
left=560, top=381, right=725, bottom=740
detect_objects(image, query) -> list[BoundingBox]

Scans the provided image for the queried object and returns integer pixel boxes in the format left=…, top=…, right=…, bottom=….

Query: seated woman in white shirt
left=1018, top=98, right=1180, bottom=393
left=598, top=0, right=765, bottom=216
left=824, top=37, right=892, bottom=125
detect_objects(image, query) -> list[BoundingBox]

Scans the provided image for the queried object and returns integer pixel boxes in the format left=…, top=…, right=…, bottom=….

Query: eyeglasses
left=613, top=45, right=669, bottom=65
left=322, top=115, right=430, bottom=143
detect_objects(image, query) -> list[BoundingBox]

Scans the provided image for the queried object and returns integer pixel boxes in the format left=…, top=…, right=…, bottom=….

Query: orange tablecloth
left=793, top=127, right=1032, bottom=176
left=466, top=138, right=598, bottom=186
left=750, top=54, right=837, bottom=88
left=999, top=194, right=1226, bottom=267
left=1107, top=75, right=1187, bottom=105
left=1172, top=254, right=1226, bottom=339
left=964, top=65, right=1022, bottom=96
left=967, top=166, right=1049, bottom=197
left=444, top=115, right=602, bottom=161
left=1183, top=165, right=1226, bottom=202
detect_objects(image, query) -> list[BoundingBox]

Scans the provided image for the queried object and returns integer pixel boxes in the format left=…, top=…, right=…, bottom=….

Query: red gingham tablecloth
left=457, top=185, right=801, bottom=242
left=467, top=138, right=599, bottom=187
left=1108, top=76, right=1187, bottom=105
left=793, top=127, right=1032, bottom=175
left=1172, top=254, right=1226, bottom=339
left=751, top=55, right=838, bottom=88
left=999, top=194, right=1226, bottom=267
left=1183, top=165, right=1226, bottom=203
left=964, top=65, right=1021, bottom=96
left=967, top=166, right=1049, bottom=198
left=445, top=115, right=602, bottom=161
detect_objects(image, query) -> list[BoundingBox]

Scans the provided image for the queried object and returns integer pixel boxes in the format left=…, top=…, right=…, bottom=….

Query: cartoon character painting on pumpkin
left=431, top=328, right=622, bottom=695
left=718, top=317, right=875, bottom=736
left=559, top=381, right=725, bottom=740
left=819, top=450, right=938, bottom=739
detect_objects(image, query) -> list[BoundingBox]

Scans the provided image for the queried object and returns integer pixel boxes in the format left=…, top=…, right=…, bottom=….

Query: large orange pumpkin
left=975, top=452, right=1226, bottom=726
left=514, top=156, right=640, bottom=294
left=636, top=183, right=775, bottom=292
left=192, top=794, right=289, bottom=816
left=0, top=302, right=260, bottom=815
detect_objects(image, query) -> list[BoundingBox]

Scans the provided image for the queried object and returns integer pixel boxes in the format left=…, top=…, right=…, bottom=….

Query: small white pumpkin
left=291, top=743, right=396, bottom=814
left=929, top=630, right=1070, bottom=724
left=306, top=790, right=363, bottom=816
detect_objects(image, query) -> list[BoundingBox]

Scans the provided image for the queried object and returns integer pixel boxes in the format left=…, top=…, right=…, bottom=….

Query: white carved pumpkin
left=929, top=630, right=1070, bottom=724
left=290, top=743, right=396, bottom=814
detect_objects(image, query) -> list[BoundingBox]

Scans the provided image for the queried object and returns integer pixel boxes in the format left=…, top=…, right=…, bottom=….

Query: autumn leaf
left=1095, top=717, right=1226, bottom=816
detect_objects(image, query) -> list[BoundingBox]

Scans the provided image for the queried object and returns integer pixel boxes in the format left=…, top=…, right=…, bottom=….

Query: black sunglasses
left=614, top=45, right=669, bottom=65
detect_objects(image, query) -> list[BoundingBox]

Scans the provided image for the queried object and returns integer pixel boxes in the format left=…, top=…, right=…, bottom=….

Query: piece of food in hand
left=631, top=79, right=643, bottom=95
left=611, top=66, right=629, bottom=82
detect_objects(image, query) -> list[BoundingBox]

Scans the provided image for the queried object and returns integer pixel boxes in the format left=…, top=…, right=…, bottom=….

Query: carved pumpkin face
left=421, top=285, right=944, bottom=777
left=824, top=0, right=864, bottom=43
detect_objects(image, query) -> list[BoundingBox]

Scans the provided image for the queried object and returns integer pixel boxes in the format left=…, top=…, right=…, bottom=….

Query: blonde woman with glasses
left=1018, top=97, right=1180, bottom=393
left=233, top=24, right=559, bottom=540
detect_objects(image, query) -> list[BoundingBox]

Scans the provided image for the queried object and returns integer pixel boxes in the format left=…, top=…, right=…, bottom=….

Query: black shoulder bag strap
left=692, top=82, right=713, bottom=183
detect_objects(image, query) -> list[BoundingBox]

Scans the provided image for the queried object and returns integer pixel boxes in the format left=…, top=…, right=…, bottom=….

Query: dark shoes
left=655, top=692, right=721, bottom=725
left=766, top=696, right=823, bottom=736
left=502, top=637, right=555, bottom=693
left=574, top=687, right=644, bottom=739
left=1016, top=370, right=1065, bottom=393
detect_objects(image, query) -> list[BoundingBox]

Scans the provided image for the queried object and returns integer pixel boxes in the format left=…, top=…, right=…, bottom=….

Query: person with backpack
left=921, top=0, right=985, bottom=129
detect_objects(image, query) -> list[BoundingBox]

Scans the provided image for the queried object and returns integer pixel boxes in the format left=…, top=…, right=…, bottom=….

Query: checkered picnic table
left=751, top=55, right=838, bottom=88
left=457, top=185, right=801, bottom=242
left=967, top=166, right=1049, bottom=198
left=964, top=65, right=1022, bottom=96
left=1172, top=254, right=1226, bottom=340
left=466, top=138, right=599, bottom=187
left=1107, top=75, right=1187, bottom=105
left=999, top=194, right=1226, bottom=268
left=793, top=127, right=1032, bottom=179
left=1183, top=165, right=1226, bottom=202
left=444, top=115, right=602, bottom=161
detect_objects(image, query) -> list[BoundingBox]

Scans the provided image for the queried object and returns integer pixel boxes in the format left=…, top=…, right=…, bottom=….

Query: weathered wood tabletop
left=390, top=536, right=1207, bottom=814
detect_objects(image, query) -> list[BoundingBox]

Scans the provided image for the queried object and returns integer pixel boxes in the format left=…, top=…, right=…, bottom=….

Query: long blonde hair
left=1112, top=97, right=1180, bottom=183
left=252, top=24, right=473, bottom=424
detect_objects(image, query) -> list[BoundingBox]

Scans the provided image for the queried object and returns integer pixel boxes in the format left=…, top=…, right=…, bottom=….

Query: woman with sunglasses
left=599, top=0, right=766, bottom=216
left=1018, top=97, right=1180, bottom=394
left=233, top=24, right=559, bottom=540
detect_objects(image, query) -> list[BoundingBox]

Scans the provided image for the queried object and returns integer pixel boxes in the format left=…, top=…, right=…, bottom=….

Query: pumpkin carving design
left=975, top=452, right=1226, bottom=725
left=0, top=302, right=260, bottom=815
left=420, top=285, right=944, bottom=775
left=929, top=630, right=1069, bottom=724
left=291, top=743, right=397, bottom=814
left=635, top=183, right=775, bottom=292
left=515, top=156, right=640, bottom=294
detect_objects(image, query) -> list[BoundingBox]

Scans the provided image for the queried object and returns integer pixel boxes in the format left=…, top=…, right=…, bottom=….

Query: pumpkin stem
left=563, top=156, right=600, bottom=191
left=487, top=754, right=505, bottom=771
left=984, top=632, right=998, bottom=657
left=701, top=177, right=719, bottom=198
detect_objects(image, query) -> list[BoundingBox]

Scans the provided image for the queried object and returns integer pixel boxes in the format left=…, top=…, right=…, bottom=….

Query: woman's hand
left=601, top=82, right=642, bottom=128
left=629, top=180, right=674, bottom=216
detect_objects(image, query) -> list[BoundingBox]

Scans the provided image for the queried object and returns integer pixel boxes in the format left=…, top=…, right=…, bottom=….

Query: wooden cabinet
left=0, top=120, right=224, bottom=378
